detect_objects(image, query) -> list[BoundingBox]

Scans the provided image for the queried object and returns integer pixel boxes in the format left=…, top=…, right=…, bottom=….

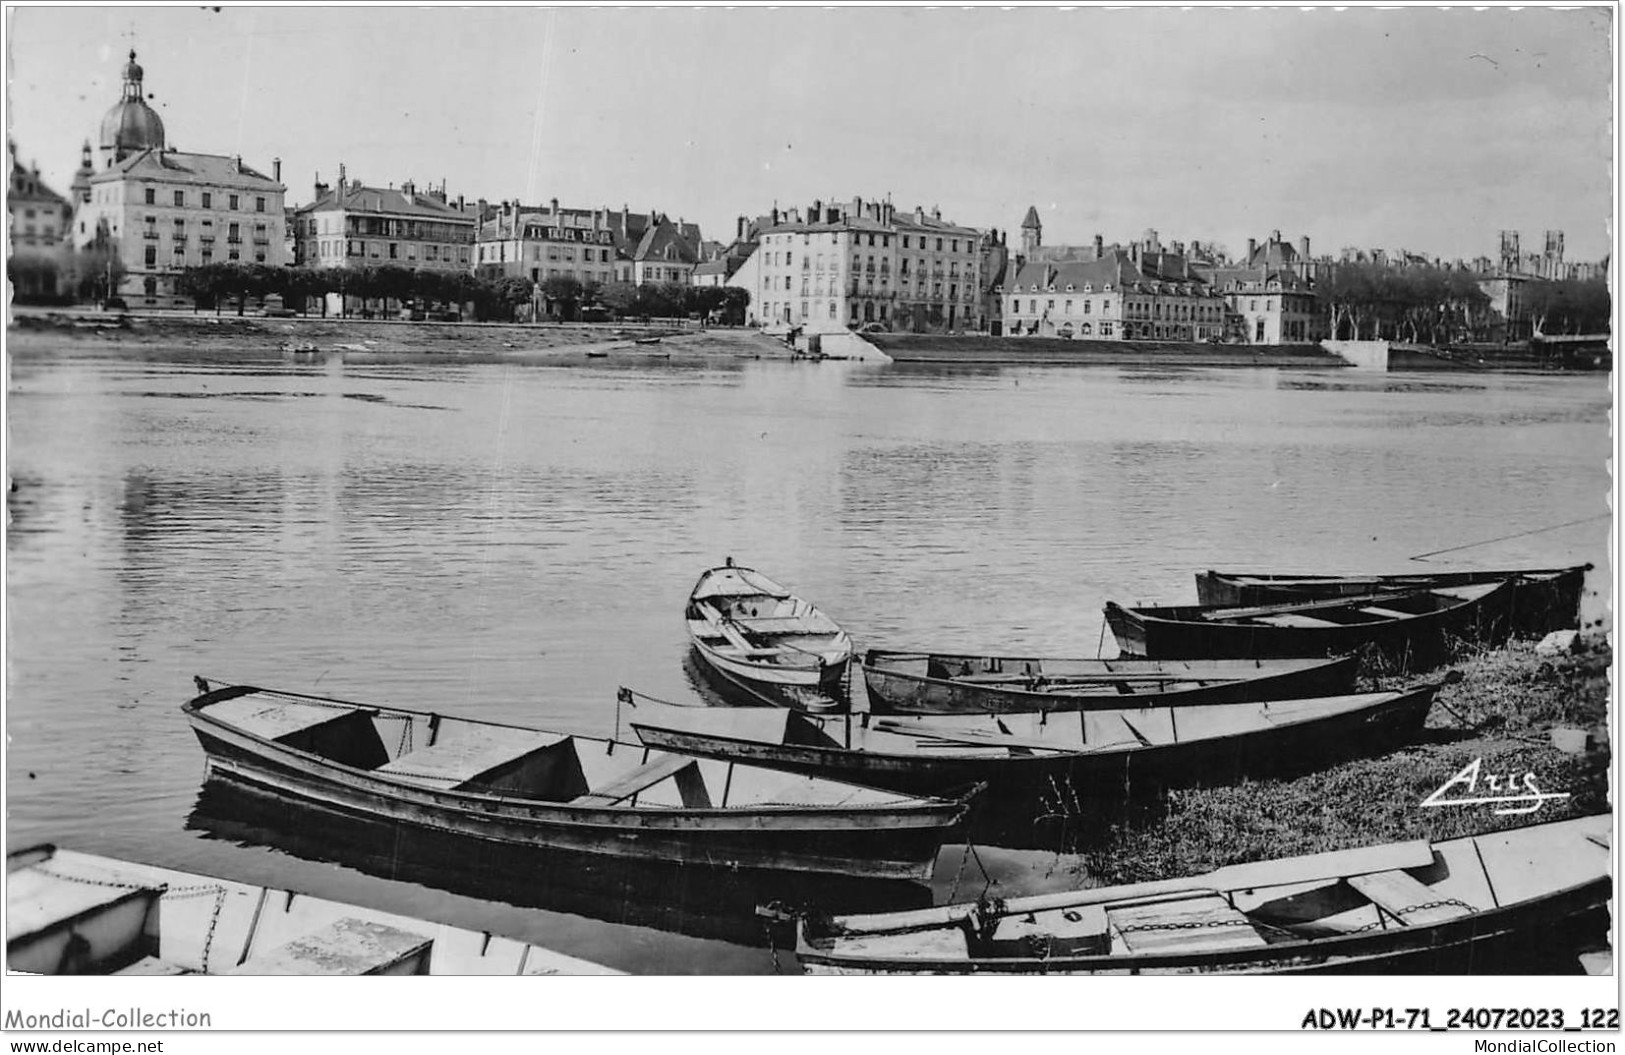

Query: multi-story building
left=472, top=198, right=618, bottom=288
left=8, top=140, right=74, bottom=299
left=1002, top=214, right=1227, bottom=341
left=293, top=168, right=473, bottom=273
left=1199, top=231, right=1325, bottom=344
left=597, top=206, right=702, bottom=286
left=68, top=48, right=289, bottom=308
left=752, top=196, right=982, bottom=333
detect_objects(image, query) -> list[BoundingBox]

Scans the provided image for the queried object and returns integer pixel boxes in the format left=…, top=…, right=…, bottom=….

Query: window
left=1083, top=300, right=1092, bottom=315
left=255, top=197, right=266, bottom=213
left=1101, top=321, right=1113, bottom=336
left=1011, top=299, right=1020, bottom=314
left=144, top=246, right=156, bottom=266
left=1029, top=300, right=1037, bottom=313
left=173, top=190, right=184, bottom=207
left=903, top=236, right=910, bottom=249
left=1047, top=299, right=1055, bottom=311
left=1256, top=318, right=1266, bottom=342
left=144, top=188, right=155, bottom=204
left=229, top=194, right=239, bottom=210
left=936, top=238, right=942, bottom=250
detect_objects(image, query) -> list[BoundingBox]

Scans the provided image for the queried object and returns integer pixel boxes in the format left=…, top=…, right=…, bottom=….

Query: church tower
left=1020, top=205, right=1042, bottom=259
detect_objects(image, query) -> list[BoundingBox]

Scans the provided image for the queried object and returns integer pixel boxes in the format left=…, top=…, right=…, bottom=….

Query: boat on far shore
left=1105, top=581, right=1515, bottom=671
left=1194, top=565, right=1589, bottom=639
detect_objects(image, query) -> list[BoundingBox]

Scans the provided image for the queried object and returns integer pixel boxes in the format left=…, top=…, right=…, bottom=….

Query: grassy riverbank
left=1070, top=636, right=1611, bottom=885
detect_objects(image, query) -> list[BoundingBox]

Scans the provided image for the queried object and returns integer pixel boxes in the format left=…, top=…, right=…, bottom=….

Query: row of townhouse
left=30, top=47, right=710, bottom=313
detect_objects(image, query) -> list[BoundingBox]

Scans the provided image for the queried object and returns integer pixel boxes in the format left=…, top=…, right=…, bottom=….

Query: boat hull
left=633, top=686, right=1436, bottom=799
left=1195, top=566, right=1588, bottom=639
left=183, top=694, right=962, bottom=883
left=1105, top=582, right=1515, bottom=670
left=862, top=653, right=1359, bottom=716
left=691, top=638, right=851, bottom=694
left=797, top=880, right=1611, bottom=976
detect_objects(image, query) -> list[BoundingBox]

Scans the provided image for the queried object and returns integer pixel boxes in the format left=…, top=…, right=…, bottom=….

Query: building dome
left=99, top=50, right=165, bottom=164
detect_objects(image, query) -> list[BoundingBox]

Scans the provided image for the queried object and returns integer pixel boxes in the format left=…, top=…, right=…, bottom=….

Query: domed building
left=73, top=46, right=288, bottom=308
left=99, top=50, right=166, bottom=169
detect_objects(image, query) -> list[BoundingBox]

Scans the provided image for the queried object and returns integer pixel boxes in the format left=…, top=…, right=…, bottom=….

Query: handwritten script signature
left=1420, top=757, right=1571, bottom=816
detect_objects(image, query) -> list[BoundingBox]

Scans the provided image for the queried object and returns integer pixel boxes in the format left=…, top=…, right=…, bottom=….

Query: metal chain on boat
left=1116, top=918, right=1260, bottom=934
left=30, top=867, right=150, bottom=892
left=197, top=887, right=228, bottom=973
left=1351, top=899, right=1478, bottom=933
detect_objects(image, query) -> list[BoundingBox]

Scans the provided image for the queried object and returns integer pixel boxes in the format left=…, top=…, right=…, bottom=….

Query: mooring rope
left=1408, top=514, right=1608, bottom=561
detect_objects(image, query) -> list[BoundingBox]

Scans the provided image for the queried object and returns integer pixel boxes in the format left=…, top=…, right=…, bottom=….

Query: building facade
left=1200, top=231, right=1325, bottom=344
left=8, top=140, right=75, bottom=299
left=67, top=48, right=289, bottom=308
left=473, top=198, right=617, bottom=288
left=293, top=171, right=473, bottom=273
left=752, top=197, right=982, bottom=333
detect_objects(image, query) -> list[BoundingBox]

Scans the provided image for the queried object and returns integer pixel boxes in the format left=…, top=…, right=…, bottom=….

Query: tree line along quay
left=8, top=46, right=1611, bottom=345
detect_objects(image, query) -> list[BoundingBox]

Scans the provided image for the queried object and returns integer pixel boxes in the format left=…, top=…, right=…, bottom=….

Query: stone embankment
left=5, top=308, right=790, bottom=362
left=865, top=333, right=1348, bottom=367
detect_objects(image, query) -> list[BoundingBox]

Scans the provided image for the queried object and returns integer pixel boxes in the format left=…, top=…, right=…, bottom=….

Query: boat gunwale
left=630, top=683, right=1439, bottom=765
left=1112, top=579, right=1511, bottom=627
left=182, top=684, right=969, bottom=825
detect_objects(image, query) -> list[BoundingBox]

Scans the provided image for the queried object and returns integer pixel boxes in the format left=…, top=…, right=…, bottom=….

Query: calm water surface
left=5, top=342, right=1611, bottom=973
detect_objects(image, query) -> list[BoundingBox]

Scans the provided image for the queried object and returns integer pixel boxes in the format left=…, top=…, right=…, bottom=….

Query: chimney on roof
left=932, top=205, right=940, bottom=221
left=338, top=162, right=346, bottom=186
left=1299, top=235, right=1311, bottom=260
left=273, top=157, right=281, bottom=183
left=1271, top=229, right=1282, bottom=243
left=1246, top=237, right=1257, bottom=262
left=915, top=205, right=924, bottom=223
left=457, top=194, right=464, bottom=212
left=551, top=197, right=559, bottom=215
left=738, top=216, right=747, bottom=240
left=229, top=154, right=241, bottom=173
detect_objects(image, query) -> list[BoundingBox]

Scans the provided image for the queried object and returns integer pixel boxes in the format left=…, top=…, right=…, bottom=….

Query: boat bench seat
left=732, top=615, right=836, bottom=636
left=571, top=754, right=705, bottom=806
left=1248, top=614, right=1344, bottom=629
left=1348, top=870, right=1476, bottom=926
left=227, top=917, right=432, bottom=975
left=1357, top=607, right=1413, bottom=620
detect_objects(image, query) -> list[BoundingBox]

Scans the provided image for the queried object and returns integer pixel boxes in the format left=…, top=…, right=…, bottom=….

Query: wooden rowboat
left=182, top=680, right=971, bottom=882
left=862, top=652, right=1358, bottom=716
left=1104, top=580, right=1515, bottom=670
left=8, top=843, right=618, bottom=976
left=686, top=563, right=853, bottom=696
left=1195, top=565, right=1590, bottom=639
left=795, top=813, right=1613, bottom=975
left=627, top=685, right=1439, bottom=799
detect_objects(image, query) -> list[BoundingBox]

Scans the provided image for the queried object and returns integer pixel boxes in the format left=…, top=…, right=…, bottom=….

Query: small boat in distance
left=629, top=684, right=1439, bottom=799
left=794, top=813, right=1613, bottom=975
left=1194, top=565, right=1589, bottom=639
left=279, top=341, right=322, bottom=358
left=686, top=562, right=854, bottom=697
left=1104, top=580, right=1515, bottom=671
left=861, top=652, right=1358, bottom=716
left=183, top=679, right=970, bottom=881
left=8, top=843, right=618, bottom=976
left=635, top=336, right=662, bottom=345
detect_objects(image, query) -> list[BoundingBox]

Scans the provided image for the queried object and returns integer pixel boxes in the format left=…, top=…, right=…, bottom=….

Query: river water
left=5, top=340, right=1611, bottom=974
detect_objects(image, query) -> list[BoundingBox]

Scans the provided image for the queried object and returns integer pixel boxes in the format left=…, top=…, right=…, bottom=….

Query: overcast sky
left=5, top=4, right=1614, bottom=262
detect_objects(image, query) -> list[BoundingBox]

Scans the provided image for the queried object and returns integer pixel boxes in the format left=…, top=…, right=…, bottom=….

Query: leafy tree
left=597, top=281, right=639, bottom=318
left=540, top=275, right=584, bottom=320
left=1526, top=279, right=1611, bottom=336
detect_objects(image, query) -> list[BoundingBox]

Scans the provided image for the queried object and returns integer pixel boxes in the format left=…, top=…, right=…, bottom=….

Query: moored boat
left=7, top=843, right=618, bottom=975
left=1104, top=580, right=1515, bottom=670
left=1194, top=565, right=1590, bottom=639
left=686, top=563, right=853, bottom=696
left=627, top=684, right=1439, bottom=798
left=862, top=652, right=1358, bottom=716
left=794, top=813, right=1613, bottom=975
left=182, top=680, right=971, bottom=881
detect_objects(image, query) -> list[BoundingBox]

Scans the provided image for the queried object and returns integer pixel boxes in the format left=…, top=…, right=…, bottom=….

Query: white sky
left=4, top=3, right=1615, bottom=262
